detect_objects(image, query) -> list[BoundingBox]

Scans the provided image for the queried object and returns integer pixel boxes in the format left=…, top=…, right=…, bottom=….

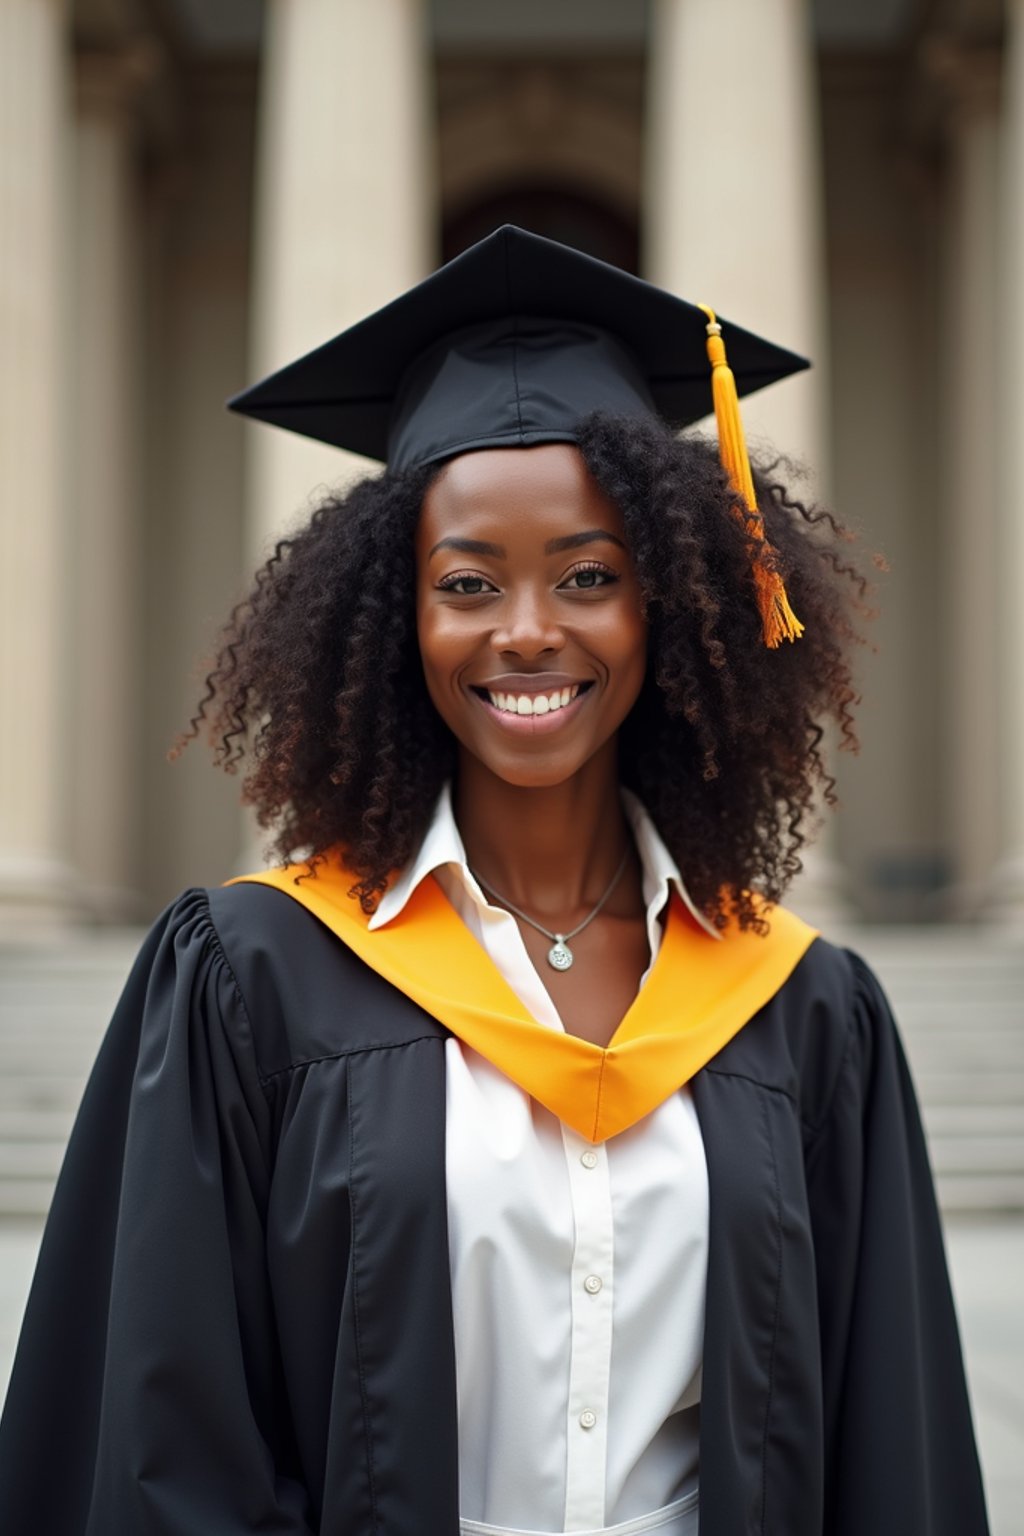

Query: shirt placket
left=561, top=1124, right=615, bottom=1531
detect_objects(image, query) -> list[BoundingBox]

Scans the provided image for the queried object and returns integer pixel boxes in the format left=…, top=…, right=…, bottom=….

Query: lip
left=473, top=672, right=588, bottom=694
left=472, top=686, right=593, bottom=735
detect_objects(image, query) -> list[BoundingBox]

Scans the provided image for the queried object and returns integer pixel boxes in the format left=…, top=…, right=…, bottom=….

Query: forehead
left=418, top=443, right=625, bottom=548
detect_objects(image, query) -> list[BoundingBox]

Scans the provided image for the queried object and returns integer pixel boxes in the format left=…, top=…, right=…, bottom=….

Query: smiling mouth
left=470, top=681, right=594, bottom=717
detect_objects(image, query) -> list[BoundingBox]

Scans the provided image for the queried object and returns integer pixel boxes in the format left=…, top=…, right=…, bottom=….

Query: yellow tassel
left=697, top=305, right=804, bottom=648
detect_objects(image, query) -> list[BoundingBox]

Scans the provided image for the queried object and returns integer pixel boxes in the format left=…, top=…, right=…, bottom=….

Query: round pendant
left=547, top=938, right=574, bottom=971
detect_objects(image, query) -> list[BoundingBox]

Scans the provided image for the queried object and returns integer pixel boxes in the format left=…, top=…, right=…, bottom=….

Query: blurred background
left=1, top=0, right=1023, bottom=1525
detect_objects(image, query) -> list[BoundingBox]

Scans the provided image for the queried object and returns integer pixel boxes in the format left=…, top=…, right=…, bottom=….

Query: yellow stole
left=229, top=861, right=817, bottom=1143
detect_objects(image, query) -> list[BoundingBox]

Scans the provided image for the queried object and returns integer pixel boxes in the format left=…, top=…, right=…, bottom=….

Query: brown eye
left=438, top=572, right=497, bottom=596
left=559, top=564, right=616, bottom=591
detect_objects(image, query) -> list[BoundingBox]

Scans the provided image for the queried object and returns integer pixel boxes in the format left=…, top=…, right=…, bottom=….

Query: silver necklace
left=471, top=849, right=630, bottom=972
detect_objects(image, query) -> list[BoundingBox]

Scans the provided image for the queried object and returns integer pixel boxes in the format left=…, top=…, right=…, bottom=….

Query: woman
left=0, top=228, right=989, bottom=1536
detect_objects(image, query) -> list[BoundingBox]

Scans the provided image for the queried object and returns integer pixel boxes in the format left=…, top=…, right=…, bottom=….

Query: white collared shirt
left=371, top=788, right=713, bottom=1534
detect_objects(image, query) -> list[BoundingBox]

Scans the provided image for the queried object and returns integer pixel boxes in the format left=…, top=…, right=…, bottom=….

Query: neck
left=453, top=741, right=632, bottom=920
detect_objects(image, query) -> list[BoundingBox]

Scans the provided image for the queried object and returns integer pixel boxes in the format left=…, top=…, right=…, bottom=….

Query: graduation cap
left=229, top=225, right=809, bottom=645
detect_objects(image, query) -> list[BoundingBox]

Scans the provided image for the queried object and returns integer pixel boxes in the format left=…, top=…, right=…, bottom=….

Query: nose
left=489, top=586, right=565, bottom=660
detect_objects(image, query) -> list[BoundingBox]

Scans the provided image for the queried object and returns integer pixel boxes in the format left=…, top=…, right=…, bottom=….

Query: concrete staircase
left=0, top=926, right=1021, bottom=1219
left=842, top=926, right=1024, bottom=1215
left=0, top=934, right=140, bottom=1219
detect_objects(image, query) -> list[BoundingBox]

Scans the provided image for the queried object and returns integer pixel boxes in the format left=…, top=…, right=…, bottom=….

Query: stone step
left=0, top=1142, right=67, bottom=1178
left=0, top=1109, right=77, bottom=1140
left=923, top=1104, right=1024, bottom=1133
left=0, top=1076, right=93, bottom=1110
left=902, top=1032, right=1023, bottom=1050
left=0, top=984, right=125, bottom=1005
left=0, top=1042, right=107, bottom=1072
left=913, top=1072, right=1024, bottom=1104
left=887, top=1000, right=1021, bottom=1016
left=0, top=1179, right=59, bottom=1218
left=926, top=1136, right=1024, bottom=1174
left=876, top=964, right=1023, bottom=979
left=858, top=953, right=1023, bottom=972
left=934, top=1173, right=1024, bottom=1214
left=901, top=1048, right=1024, bottom=1075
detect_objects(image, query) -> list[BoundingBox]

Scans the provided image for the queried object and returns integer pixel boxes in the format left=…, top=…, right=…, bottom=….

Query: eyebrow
left=544, top=529, right=627, bottom=555
left=428, top=536, right=504, bottom=559
left=428, top=529, right=627, bottom=560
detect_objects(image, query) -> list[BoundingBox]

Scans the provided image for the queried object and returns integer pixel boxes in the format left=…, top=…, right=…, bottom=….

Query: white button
left=580, top=1150, right=599, bottom=1169
left=583, top=1274, right=603, bottom=1295
left=579, top=1410, right=598, bottom=1430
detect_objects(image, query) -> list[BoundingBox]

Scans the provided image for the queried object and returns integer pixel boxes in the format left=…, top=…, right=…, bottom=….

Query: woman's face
left=415, top=443, right=647, bottom=788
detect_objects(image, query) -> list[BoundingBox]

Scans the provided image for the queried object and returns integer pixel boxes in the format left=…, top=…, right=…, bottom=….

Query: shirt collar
left=370, top=784, right=720, bottom=942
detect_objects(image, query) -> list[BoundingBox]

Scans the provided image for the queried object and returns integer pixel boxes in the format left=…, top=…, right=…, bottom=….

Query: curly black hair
left=178, top=412, right=874, bottom=931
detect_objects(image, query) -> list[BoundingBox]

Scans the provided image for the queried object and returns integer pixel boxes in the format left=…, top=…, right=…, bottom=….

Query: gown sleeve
left=806, top=951, right=990, bottom=1536
left=0, top=890, right=315, bottom=1536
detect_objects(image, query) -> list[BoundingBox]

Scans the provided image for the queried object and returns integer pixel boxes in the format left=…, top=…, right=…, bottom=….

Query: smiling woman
left=0, top=229, right=990, bottom=1536
left=417, top=445, right=647, bottom=779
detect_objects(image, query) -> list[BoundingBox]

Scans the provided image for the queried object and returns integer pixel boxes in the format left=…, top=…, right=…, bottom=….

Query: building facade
left=2, top=0, right=1022, bottom=932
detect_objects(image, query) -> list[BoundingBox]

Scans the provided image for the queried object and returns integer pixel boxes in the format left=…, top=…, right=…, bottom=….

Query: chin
left=485, top=759, right=583, bottom=790
left=458, top=732, right=603, bottom=790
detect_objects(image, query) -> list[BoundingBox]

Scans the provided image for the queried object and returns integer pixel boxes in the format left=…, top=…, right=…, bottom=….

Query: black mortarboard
left=229, top=226, right=810, bottom=645
left=228, top=224, right=808, bottom=470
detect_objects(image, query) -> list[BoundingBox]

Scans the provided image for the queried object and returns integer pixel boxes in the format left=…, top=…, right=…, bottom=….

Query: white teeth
left=484, top=687, right=585, bottom=715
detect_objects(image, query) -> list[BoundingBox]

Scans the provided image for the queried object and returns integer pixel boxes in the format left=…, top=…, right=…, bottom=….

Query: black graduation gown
left=0, top=882, right=990, bottom=1536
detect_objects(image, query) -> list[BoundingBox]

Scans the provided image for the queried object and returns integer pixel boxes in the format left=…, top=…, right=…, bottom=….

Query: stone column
left=644, top=0, right=844, bottom=922
left=239, top=0, right=435, bottom=869
left=0, top=0, right=76, bottom=935
left=990, top=0, right=1024, bottom=921
left=67, top=51, right=151, bottom=920
left=246, top=0, right=436, bottom=559
left=644, top=0, right=827, bottom=480
left=932, top=48, right=1001, bottom=914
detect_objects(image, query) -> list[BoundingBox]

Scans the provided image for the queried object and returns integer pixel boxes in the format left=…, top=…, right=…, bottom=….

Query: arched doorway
left=437, top=53, right=644, bottom=273
left=443, top=186, right=639, bottom=272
